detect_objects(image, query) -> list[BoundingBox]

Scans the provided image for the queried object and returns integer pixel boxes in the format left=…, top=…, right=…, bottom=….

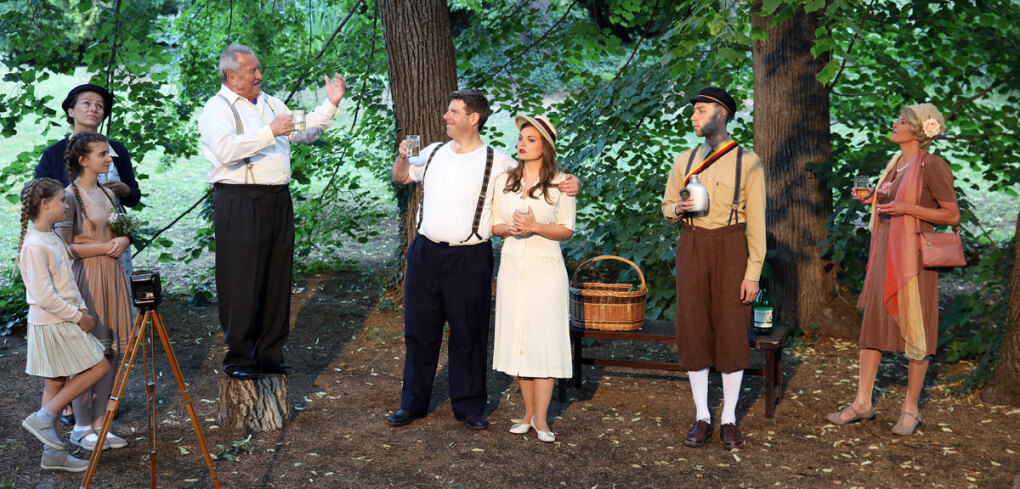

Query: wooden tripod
left=79, top=307, right=221, bottom=488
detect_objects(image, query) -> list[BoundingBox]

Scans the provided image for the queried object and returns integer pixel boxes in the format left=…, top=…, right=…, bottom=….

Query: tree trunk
left=217, top=375, right=290, bottom=433
left=980, top=211, right=1020, bottom=406
left=378, top=0, right=459, bottom=291
left=752, top=4, right=853, bottom=337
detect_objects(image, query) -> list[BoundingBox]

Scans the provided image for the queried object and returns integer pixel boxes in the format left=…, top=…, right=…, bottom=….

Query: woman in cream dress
left=492, top=114, right=576, bottom=443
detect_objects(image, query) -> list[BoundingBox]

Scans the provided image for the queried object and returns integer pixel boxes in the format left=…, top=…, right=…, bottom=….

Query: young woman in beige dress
left=492, top=115, right=576, bottom=443
left=56, top=131, right=133, bottom=451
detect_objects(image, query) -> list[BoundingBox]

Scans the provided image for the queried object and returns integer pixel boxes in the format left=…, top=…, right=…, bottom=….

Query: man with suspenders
left=389, top=90, right=579, bottom=429
left=198, top=44, right=346, bottom=380
left=661, top=87, right=767, bottom=450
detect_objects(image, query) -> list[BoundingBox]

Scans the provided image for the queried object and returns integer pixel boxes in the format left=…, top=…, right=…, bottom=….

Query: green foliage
left=0, top=270, right=28, bottom=336
left=214, top=434, right=253, bottom=461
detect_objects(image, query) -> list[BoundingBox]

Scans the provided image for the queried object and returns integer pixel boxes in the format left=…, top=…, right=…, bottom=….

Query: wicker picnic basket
left=569, top=255, right=647, bottom=331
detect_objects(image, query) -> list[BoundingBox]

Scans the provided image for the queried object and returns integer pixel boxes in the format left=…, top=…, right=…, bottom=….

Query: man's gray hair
left=219, top=44, right=255, bottom=83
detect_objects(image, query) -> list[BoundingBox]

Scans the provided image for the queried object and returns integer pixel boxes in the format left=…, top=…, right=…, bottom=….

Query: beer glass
left=406, top=135, right=421, bottom=157
left=292, top=110, right=306, bottom=132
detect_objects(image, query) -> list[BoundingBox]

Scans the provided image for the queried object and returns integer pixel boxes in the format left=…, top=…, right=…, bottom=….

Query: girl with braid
left=18, top=178, right=110, bottom=472
left=55, top=131, right=133, bottom=451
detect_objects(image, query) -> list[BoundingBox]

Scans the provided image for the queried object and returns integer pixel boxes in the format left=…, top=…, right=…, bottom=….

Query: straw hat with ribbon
left=514, top=114, right=558, bottom=151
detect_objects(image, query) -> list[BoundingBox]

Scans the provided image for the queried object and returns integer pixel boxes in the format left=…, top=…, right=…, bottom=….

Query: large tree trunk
left=752, top=4, right=853, bottom=337
left=980, top=211, right=1020, bottom=406
left=378, top=0, right=459, bottom=290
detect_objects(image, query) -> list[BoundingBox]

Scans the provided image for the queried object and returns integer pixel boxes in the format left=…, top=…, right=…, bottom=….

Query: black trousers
left=401, top=235, right=493, bottom=417
left=213, top=184, right=294, bottom=369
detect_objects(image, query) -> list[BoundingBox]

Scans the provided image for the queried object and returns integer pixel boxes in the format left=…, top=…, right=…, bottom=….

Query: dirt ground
left=1, top=268, right=1018, bottom=489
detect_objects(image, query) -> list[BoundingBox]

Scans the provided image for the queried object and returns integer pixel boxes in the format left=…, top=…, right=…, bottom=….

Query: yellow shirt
left=661, top=144, right=767, bottom=281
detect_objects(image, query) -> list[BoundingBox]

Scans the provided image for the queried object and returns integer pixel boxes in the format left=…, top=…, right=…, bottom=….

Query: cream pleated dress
left=492, top=172, right=575, bottom=378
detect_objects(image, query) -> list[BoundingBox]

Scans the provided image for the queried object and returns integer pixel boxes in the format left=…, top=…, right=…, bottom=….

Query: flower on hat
left=922, top=117, right=942, bottom=138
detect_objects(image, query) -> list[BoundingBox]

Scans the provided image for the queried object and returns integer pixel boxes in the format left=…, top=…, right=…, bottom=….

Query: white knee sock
left=688, top=368, right=710, bottom=422
left=721, top=369, right=744, bottom=425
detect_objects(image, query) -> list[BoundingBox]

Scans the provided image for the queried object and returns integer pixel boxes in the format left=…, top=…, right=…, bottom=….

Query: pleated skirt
left=25, top=321, right=105, bottom=378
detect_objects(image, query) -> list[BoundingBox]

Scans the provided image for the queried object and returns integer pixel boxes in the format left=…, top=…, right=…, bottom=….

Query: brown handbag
left=914, top=155, right=966, bottom=268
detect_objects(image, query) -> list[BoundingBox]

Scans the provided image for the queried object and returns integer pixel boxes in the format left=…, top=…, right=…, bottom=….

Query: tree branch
left=940, top=132, right=1017, bottom=141
left=612, top=0, right=660, bottom=81
left=481, top=0, right=579, bottom=86
left=284, top=0, right=365, bottom=105
left=827, top=0, right=875, bottom=90
left=944, top=80, right=1004, bottom=122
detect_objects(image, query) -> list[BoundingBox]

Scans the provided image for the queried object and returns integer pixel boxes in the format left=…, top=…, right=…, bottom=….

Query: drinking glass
left=406, top=135, right=421, bottom=157
left=292, top=110, right=306, bottom=132
left=852, top=175, right=873, bottom=199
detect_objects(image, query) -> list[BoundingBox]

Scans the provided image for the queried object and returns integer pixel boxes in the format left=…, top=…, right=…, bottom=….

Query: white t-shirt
left=410, top=142, right=516, bottom=243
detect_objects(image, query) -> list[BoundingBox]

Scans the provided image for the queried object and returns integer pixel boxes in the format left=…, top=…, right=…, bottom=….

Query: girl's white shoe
left=535, top=429, right=556, bottom=443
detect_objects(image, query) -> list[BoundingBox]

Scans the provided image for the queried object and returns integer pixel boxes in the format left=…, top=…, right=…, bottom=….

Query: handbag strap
left=913, top=154, right=961, bottom=236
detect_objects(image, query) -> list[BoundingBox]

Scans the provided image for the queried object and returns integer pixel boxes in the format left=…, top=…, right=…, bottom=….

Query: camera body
left=131, top=270, right=163, bottom=309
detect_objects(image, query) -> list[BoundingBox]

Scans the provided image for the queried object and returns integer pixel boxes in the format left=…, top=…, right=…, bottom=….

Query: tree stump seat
left=217, top=374, right=290, bottom=433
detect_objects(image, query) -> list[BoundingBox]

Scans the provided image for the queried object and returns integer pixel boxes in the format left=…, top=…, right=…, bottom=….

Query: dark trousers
left=213, top=184, right=294, bottom=369
left=401, top=235, right=493, bottom=417
left=675, top=223, right=751, bottom=373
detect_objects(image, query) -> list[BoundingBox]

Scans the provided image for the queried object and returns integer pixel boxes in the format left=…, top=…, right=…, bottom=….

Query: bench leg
left=775, top=347, right=784, bottom=403
left=571, top=332, right=582, bottom=389
left=765, top=348, right=777, bottom=419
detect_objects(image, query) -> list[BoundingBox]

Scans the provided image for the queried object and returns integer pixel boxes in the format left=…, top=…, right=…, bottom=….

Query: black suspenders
left=415, top=142, right=447, bottom=234
left=415, top=143, right=495, bottom=244
left=466, top=147, right=495, bottom=242
left=681, top=145, right=744, bottom=226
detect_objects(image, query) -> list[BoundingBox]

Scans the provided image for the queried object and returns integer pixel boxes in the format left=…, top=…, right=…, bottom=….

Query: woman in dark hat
left=35, top=83, right=141, bottom=429
left=491, top=114, right=576, bottom=443
left=35, top=83, right=141, bottom=207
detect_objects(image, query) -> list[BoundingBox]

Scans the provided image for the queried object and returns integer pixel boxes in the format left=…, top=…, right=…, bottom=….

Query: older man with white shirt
left=198, top=43, right=345, bottom=380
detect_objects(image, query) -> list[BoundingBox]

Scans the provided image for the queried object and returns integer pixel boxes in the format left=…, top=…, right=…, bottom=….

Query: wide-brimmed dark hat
left=689, top=87, right=736, bottom=117
left=61, top=84, right=113, bottom=123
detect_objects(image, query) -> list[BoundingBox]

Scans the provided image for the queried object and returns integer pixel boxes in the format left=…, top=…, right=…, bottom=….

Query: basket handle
left=570, top=255, right=647, bottom=291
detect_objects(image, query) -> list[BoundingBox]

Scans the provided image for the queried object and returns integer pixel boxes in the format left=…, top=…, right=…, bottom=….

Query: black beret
left=61, top=84, right=113, bottom=121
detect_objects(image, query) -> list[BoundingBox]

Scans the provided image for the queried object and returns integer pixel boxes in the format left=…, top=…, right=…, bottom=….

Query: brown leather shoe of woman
left=825, top=405, right=876, bottom=426
left=891, top=410, right=923, bottom=436
left=684, top=420, right=712, bottom=447
left=720, top=423, right=744, bottom=450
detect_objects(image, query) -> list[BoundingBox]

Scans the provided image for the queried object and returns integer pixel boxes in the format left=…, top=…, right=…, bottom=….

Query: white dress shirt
left=199, top=84, right=338, bottom=185
left=410, top=142, right=516, bottom=243
left=19, top=229, right=86, bottom=325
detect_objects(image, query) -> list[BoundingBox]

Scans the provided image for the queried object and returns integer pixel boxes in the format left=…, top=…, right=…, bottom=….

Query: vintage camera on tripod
left=130, top=270, right=163, bottom=309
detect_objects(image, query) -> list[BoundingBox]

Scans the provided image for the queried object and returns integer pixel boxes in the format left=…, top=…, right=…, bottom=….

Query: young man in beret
left=661, top=87, right=767, bottom=450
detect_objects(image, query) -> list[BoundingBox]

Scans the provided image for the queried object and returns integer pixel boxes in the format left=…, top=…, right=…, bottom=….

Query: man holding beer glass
left=388, top=90, right=579, bottom=430
left=198, top=44, right=345, bottom=380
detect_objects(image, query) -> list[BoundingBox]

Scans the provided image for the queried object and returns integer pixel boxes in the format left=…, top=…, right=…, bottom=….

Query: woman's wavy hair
left=900, top=103, right=945, bottom=152
left=502, top=122, right=560, bottom=205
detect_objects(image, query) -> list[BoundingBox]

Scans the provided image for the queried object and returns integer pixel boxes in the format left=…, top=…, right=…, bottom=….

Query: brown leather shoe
left=684, top=420, right=712, bottom=447
left=720, top=423, right=744, bottom=450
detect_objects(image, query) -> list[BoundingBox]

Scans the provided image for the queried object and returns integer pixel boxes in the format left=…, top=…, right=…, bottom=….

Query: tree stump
left=217, top=374, right=290, bottom=432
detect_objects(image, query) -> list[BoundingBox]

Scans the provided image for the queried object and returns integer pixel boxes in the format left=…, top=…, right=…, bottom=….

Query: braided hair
left=17, top=178, right=65, bottom=265
left=64, top=131, right=115, bottom=225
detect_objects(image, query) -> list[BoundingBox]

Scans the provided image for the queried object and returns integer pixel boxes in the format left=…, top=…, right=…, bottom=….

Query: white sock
left=688, top=368, right=710, bottom=422
left=721, top=369, right=744, bottom=425
left=35, top=407, right=58, bottom=424
left=72, top=424, right=91, bottom=435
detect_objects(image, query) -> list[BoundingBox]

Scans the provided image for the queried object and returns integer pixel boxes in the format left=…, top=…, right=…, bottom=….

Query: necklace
left=74, top=183, right=111, bottom=208
left=895, top=154, right=915, bottom=173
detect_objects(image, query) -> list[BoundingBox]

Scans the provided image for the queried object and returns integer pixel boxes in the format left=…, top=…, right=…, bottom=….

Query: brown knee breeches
left=675, top=223, right=751, bottom=373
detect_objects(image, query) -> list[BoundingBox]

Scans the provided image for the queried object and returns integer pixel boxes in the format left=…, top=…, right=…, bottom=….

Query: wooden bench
left=560, top=319, right=789, bottom=418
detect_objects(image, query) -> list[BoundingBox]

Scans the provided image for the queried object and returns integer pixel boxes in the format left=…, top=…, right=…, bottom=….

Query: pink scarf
left=859, top=151, right=928, bottom=360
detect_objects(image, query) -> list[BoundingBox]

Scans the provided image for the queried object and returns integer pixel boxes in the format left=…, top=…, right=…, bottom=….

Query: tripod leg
left=144, top=321, right=158, bottom=487
left=152, top=310, right=222, bottom=489
left=80, top=309, right=150, bottom=488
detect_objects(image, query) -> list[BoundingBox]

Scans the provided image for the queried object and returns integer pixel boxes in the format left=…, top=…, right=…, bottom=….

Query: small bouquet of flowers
left=108, top=211, right=145, bottom=238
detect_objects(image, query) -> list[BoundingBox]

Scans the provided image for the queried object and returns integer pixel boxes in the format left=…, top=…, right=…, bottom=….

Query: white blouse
left=18, top=229, right=86, bottom=325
